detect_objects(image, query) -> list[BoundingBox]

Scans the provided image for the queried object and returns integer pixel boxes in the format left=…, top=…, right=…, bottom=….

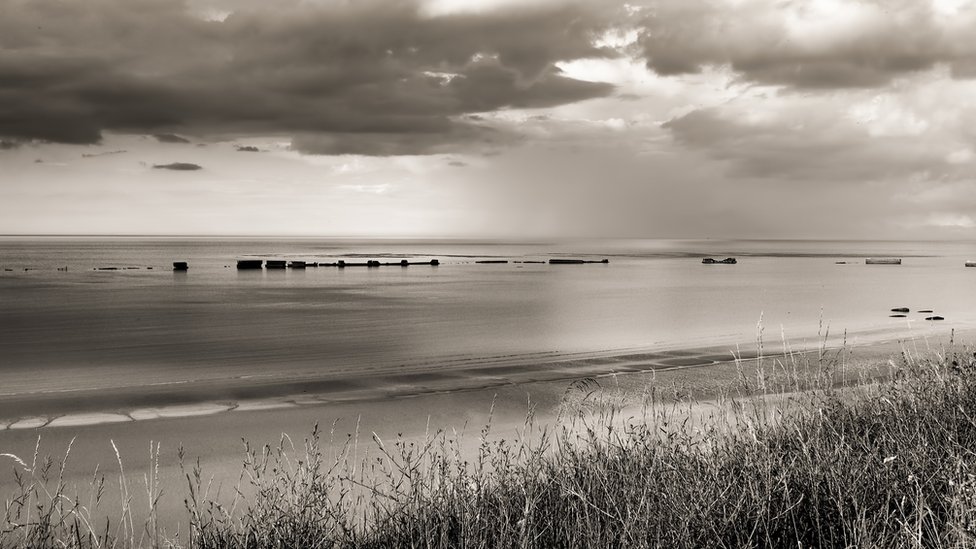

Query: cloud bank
left=638, top=0, right=976, bottom=89
left=0, top=0, right=618, bottom=154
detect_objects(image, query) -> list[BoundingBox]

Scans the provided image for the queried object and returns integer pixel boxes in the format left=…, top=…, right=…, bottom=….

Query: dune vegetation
left=4, top=334, right=976, bottom=548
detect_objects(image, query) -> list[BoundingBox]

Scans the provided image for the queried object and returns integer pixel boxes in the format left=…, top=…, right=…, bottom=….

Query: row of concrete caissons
left=172, top=258, right=611, bottom=270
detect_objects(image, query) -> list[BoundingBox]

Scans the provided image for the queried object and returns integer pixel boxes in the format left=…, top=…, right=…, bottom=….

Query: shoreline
left=0, top=323, right=965, bottom=430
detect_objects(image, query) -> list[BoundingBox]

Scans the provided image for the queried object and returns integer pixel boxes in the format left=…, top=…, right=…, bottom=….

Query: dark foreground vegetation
left=4, top=341, right=976, bottom=548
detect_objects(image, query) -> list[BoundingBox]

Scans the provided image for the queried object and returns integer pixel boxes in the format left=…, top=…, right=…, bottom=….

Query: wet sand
left=0, top=321, right=952, bottom=427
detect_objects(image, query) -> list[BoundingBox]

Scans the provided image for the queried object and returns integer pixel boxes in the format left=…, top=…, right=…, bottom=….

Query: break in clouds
left=4, top=0, right=976, bottom=154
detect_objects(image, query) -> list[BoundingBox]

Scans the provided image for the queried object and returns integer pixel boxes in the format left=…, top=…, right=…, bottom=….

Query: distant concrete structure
left=288, top=260, right=306, bottom=269
left=865, top=258, right=901, bottom=265
left=331, top=258, right=441, bottom=267
left=701, top=258, right=736, bottom=265
left=549, top=258, right=610, bottom=265
left=966, top=261, right=976, bottom=267
left=550, top=258, right=610, bottom=265
left=237, top=259, right=263, bottom=269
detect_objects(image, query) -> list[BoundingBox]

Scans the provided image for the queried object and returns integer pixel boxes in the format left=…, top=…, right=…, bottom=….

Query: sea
left=1, top=237, right=974, bottom=422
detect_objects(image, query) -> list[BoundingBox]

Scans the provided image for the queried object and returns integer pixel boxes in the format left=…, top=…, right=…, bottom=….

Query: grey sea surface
left=1, top=237, right=974, bottom=422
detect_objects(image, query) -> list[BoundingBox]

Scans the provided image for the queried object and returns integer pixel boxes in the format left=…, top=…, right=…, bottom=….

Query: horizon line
left=1, top=234, right=975, bottom=243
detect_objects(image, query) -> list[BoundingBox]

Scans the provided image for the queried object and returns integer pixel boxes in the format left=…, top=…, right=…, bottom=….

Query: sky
left=2, top=0, right=976, bottom=239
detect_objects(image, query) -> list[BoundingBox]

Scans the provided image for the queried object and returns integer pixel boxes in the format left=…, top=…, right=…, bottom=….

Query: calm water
left=1, top=237, right=974, bottom=414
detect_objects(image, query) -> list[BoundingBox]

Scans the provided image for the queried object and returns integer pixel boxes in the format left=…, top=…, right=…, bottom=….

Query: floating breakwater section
left=227, top=258, right=611, bottom=269
left=550, top=258, right=610, bottom=264
left=236, top=259, right=263, bottom=269
left=234, top=259, right=446, bottom=269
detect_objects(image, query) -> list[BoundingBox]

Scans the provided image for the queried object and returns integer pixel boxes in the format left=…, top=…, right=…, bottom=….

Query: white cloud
left=847, top=94, right=931, bottom=137
left=946, top=149, right=974, bottom=164
left=925, top=213, right=976, bottom=228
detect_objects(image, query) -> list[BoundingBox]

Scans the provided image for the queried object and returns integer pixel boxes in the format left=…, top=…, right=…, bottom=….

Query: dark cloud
left=661, top=108, right=941, bottom=181
left=449, top=63, right=614, bottom=110
left=154, top=133, right=191, bottom=143
left=0, top=139, right=19, bottom=150
left=290, top=118, right=516, bottom=156
left=82, top=149, right=127, bottom=158
left=447, top=160, right=467, bottom=167
left=638, top=1, right=976, bottom=89
left=235, top=145, right=260, bottom=152
left=291, top=130, right=480, bottom=157
left=153, top=162, right=202, bottom=171
left=0, top=0, right=618, bottom=155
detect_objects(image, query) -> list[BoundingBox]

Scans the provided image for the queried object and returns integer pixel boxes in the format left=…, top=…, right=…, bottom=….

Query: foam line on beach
left=129, top=403, right=233, bottom=421
left=3, top=402, right=299, bottom=430
left=9, top=417, right=50, bottom=430
left=233, top=399, right=298, bottom=412
left=48, top=413, right=131, bottom=428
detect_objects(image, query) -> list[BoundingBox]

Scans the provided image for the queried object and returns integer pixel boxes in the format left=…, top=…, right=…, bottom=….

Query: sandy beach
left=0, top=326, right=965, bottom=538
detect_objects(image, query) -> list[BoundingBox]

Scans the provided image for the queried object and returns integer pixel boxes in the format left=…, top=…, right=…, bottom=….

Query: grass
left=4, top=334, right=976, bottom=547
